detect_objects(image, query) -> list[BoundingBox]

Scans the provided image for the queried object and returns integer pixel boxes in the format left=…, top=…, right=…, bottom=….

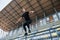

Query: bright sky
left=0, top=0, right=12, bottom=11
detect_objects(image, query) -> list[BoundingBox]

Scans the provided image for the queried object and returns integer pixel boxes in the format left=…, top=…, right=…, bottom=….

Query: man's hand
left=22, top=8, right=26, bottom=12
left=29, top=11, right=35, bottom=14
left=31, top=11, right=35, bottom=13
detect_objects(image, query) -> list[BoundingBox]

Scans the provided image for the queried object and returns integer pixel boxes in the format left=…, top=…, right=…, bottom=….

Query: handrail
left=9, top=26, right=60, bottom=40
left=3, top=20, right=60, bottom=40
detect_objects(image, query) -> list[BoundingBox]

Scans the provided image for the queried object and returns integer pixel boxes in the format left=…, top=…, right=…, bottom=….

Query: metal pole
left=49, top=28, right=53, bottom=40
left=54, top=8, right=60, bottom=20
left=54, top=29, right=59, bottom=40
left=36, top=16, right=38, bottom=32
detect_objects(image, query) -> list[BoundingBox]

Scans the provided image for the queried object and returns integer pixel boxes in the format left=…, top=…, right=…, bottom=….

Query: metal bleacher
left=2, top=20, right=60, bottom=40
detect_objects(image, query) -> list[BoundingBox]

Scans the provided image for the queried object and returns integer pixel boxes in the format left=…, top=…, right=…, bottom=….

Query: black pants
left=23, top=20, right=32, bottom=33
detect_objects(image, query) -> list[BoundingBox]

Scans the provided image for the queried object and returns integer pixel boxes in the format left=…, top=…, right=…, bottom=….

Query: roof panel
left=0, top=0, right=60, bottom=31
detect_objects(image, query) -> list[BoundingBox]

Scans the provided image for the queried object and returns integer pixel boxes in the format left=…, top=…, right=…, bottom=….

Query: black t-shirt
left=22, top=12, right=31, bottom=21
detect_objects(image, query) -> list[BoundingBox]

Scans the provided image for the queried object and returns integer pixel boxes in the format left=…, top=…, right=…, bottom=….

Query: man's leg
left=23, top=23, right=28, bottom=35
left=27, top=24, right=31, bottom=33
left=26, top=20, right=32, bottom=33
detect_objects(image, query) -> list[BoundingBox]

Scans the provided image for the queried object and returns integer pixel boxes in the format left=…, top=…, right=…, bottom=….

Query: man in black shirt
left=16, top=8, right=34, bottom=35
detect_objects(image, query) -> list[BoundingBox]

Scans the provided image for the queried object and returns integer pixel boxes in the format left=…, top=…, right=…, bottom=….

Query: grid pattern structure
left=0, top=0, right=60, bottom=31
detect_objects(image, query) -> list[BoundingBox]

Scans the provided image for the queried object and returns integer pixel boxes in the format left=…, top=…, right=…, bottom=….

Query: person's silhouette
left=16, top=8, right=34, bottom=35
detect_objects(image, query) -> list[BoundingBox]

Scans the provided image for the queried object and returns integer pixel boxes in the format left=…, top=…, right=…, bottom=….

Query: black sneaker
left=24, top=33, right=28, bottom=36
left=29, top=30, right=31, bottom=33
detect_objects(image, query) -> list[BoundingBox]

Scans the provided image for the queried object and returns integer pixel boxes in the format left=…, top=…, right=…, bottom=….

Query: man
left=16, top=8, right=34, bottom=35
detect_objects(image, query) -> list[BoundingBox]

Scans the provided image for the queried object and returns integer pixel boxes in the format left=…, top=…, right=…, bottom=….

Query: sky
left=0, top=0, right=12, bottom=11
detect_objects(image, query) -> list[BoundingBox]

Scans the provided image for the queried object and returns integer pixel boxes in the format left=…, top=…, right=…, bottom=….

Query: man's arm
left=16, top=17, right=23, bottom=23
left=29, top=11, right=35, bottom=14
